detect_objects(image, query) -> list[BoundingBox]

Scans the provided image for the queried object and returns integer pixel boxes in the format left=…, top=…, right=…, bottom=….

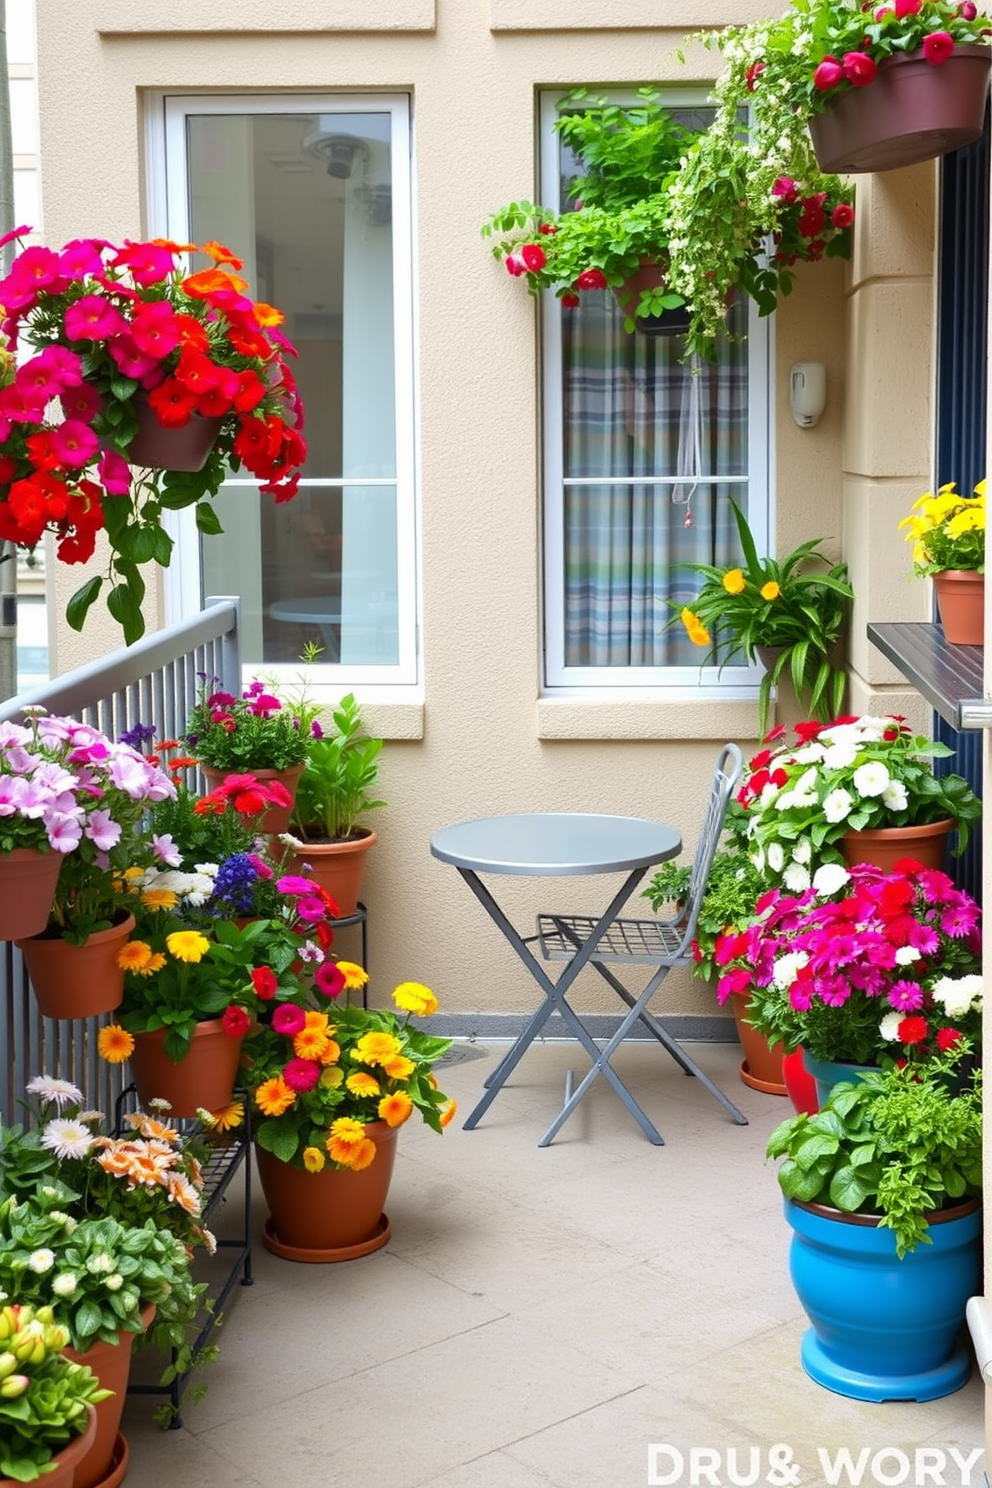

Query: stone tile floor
left=121, top=1040, right=987, bottom=1488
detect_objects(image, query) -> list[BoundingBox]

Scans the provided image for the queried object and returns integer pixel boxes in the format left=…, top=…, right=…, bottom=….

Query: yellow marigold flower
left=122, top=866, right=146, bottom=882
left=679, top=605, right=699, bottom=634
left=440, top=1099, right=458, bottom=1128
left=166, top=930, right=210, bottom=964
left=346, top=1072, right=380, bottom=1098
left=139, top=953, right=167, bottom=977
left=97, top=1024, right=135, bottom=1064
left=141, top=887, right=179, bottom=912
left=326, top=1117, right=371, bottom=1166
left=254, top=1077, right=296, bottom=1117
left=303, top=1009, right=330, bottom=1033
left=318, top=1039, right=341, bottom=1067
left=302, top=1146, right=325, bottom=1173
left=117, top=940, right=152, bottom=972
left=348, top=1138, right=377, bottom=1171
left=335, top=961, right=369, bottom=990
left=688, top=622, right=710, bottom=647
left=392, top=982, right=439, bottom=1017
left=721, top=568, right=746, bottom=595
left=378, top=1091, right=413, bottom=1127
left=760, top=581, right=781, bottom=602
left=209, top=1100, right=244, bottom=1134
left=293, top=1026, right=332, bottom=1062
left=353, top=1031, right=402, bottom=1067
left=381, top=1054, right=416, bottom=1081
left=328, top=1116, right=365, bottom=1145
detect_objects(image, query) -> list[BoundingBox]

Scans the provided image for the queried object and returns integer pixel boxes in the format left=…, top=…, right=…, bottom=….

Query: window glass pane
left=188, top=111, right=400, bottom=666
left=551, top=93, right=761, bottom=680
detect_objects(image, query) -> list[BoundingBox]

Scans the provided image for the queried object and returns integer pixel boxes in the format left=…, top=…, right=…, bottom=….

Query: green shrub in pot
left=290, top=694, right=385, bottom=843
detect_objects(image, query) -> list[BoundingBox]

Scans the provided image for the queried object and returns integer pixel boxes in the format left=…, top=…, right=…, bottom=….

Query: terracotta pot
left=840, top=817, right=954, bottom=873
left=933, top=569, right=984, bottom=645
left=15, top=913, right=136, bottom=1021
left=729, top=992, right=787, bottom=1095
left=128, top=1019, right=244, bottom=1118
left=0, top=1405, right=98, bottom=1488
left=0, top=847, right=63, bottom=941
left=255, top=1120, right=397, bottom=1260
left=126, top=392, right=224, bottom=472
left=200, top=763, right=305, bottom=837
left=611, top=260, right=691, bottom=336
left=284, top=828, right=376, bottom=917
left=808, top=45, right=992, bottom=174
left=64, top=1305, right=154, bottom=1488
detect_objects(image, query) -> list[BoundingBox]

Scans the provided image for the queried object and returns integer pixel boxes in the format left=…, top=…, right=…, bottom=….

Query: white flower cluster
left=140, top=863, right=218, bottom=908
left=930, top=974, right=983, bottom=1019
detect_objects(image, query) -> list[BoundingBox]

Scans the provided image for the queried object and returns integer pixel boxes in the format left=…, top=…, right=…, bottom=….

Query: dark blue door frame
left=934, top=109, right=989, bottom=901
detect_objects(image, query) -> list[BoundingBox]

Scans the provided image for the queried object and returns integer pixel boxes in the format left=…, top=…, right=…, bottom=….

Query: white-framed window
left=146, top=93, right=419, bottom=690
left=541, top=89, right=773, bottom=697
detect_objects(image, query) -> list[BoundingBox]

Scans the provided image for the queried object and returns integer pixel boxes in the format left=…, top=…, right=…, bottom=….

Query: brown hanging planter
left=0, top=847, right=63, bottom=941
left=611, top=260, right=691, bottom=336
left=126, top=391, right=224, bottom=472
left=808, top=45, right=992, bottom=174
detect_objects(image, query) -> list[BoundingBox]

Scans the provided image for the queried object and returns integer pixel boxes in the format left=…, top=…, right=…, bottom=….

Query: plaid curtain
left=561, top=291, right=750, bottom=668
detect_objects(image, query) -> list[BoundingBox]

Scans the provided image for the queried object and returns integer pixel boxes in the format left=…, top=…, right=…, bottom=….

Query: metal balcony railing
left=0, top=597, right=241, bottom=1125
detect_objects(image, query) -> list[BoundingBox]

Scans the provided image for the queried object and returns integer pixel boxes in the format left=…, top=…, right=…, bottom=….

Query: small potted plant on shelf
left=183, top=676, right=324, bottom=833
left=765, top=1054, right=982, bottom=1402
left=714, top=859, right=982, bottom=1102
left=732, top=714, right=982, bottom=884
left=668, top=498, right=853, bottom=737
left=483, top=90, right=698, bottom=332
left=10, top=715, right=178, bottom=1023
left=284, top=692, right=385, bottom=915
left=0, top=230, right=306, bottom=641
left=899, top=475, right=985, bottom=644
left=0, top=1303, right=109, bottom=1487
left=243, top=970, right=455, bottom=1262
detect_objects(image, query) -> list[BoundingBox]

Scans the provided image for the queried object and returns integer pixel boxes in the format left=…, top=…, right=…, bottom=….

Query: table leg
left=458, top=867, right=664, bottom=1144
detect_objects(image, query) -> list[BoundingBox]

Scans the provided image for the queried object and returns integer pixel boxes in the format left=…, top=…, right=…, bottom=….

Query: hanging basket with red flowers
left=0, top=230, right=307, bottom=641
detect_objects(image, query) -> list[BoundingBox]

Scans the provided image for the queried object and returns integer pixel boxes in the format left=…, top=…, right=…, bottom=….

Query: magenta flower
left=842, top=51, right=877, bottom=87
left=893, top=0, right=922, bottom=15
left=60, top=382, right=102, bottom=424
left=922, top=30, right=954, bottom=64
left=276, top=875, right=320, bottom=898
left=315, top=962, right=347, bottom=999
left=107, top=333, right=160, bottom=380
left=48, top=419, right=100, bottom=469
left=831, top=203, right=855, bottom=230
left=64, top=295, right=128, bottom=343
left=247, top=693, right=281, bottom=717
left=282, top=1057, right=320, bottom=1093
left=57, top=239, right=107, bottom=278
left=272, top=1003, right=307, bottom=1036
left=888, top=980, right=924, bottom=1012
left=110, top=240, right=176, bottom=287
left=771, top=176, right=798, bottom=203
left=941, top=901, right=980, bottom=938
left=296, top=896, right=327, bottom=924
left=130, top=300, right=182, bottom=359
left=98, top=450, right=132, bottom=496
left=813, top=55, right=845, bottom=89
left=247, top=853, right=273, bottom=880
left=0, top=382, right=46, bottom=423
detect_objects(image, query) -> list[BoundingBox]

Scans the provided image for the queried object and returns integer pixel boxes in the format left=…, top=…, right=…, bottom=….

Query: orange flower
left=293, top=1026, right=332, bottom=1062
left=254, top=1077, right=296, bottom=1117
left=345, top=1072, right=380, bottom=1098
left=252, top=301, right=285, bottom=328
left=353, top=1031, right=402, bottom=1068
left=440, top=1099, right=458, bottom=1129
left=347, top=1138, right=377, bottom=1171
left=97, top=1024, right=135, bottom=1064
left=117, top=940, right=152, bottom=972
left=381, top=1055, right=416, bottom=1081
left=378, top=1092, right=413, bottom=1127
left=139, top=954, right=167, bottom=977
left=198, top=239, right=245, bottom=269
left=124, top=1113, right=180, bottom=1143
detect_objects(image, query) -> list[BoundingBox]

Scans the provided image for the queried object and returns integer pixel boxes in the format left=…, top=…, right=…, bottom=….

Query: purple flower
left=118, top=722, right=156, bottom=750
left=887, top=980, right=924, bottom=1012
left=84, top=808, right=121, bottom=851
left=152, top=833, right=183, bottom=867
left=276, top=875, right=319, bottom=898
left=940, top=902, right=980, bottom=939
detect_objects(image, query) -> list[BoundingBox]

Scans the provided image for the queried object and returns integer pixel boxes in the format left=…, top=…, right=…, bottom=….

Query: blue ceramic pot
left=785, top=1196, right=981, bottom=1402
left=801, top=1051, right=879, bottom=1110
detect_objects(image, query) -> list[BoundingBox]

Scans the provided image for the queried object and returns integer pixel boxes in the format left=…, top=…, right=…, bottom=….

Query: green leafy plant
left=735, top=715, right=983, bottom=880
left=669, top=498, right=853, bottom=737
left=899, top=476, right=986, bottom=576
left=766, top=1055, right=983, bottom=1256
left=184, top=675, right=323, bottom=772
left=643, top=842, right=765, bottom=982
left=289, top=692, right=384, bottom=843
left=483, top=90, right=696, bottom=330
left=0, top=1303, right=110, bottom=1484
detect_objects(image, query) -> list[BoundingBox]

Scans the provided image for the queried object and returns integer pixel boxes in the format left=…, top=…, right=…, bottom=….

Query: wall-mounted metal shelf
left=867, top=622, right=992, bottom=731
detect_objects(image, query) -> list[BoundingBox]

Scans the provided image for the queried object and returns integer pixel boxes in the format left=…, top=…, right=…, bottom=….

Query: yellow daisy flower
left=353, top=1031, right=402, bottom=1067
left=378, top=1091, right=413, bottom=1127
left=721, top=568, right=746, bottom=595
left=166, top=930, right=210, bottom=963
left=97, top=1024, right=135, bottom=1064
left=381, top=1054, right=416, bottom=1081
left=392, top=982, right=439, bottom=1017
left=302, top=1146, right=325, bottom=1173
left=117, top=940, right=152, bottom=972
left=335, top=961, right=369, bottom=990
left=209, top=1100, right=245, bottom=1134
left=139, top=953, right=167, bottom=977
left=760, top=581, right=781, bottom=601
left=346, top=1072, right=380, bottom=1098
left=141, top=887, right=179, bottom=912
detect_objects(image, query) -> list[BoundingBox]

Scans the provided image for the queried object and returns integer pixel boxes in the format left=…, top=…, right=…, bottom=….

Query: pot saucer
left=262, top=1212, right=391, bottom=1263
left=739, top=1060, right=787, bottom=1097
left=88, top=1433, right=129, bottom=1488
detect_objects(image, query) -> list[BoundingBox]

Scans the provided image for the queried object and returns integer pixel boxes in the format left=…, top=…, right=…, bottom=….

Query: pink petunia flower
left=922, top=30, right=954, bottom=64
left=48, top=420, right=100, bottom=470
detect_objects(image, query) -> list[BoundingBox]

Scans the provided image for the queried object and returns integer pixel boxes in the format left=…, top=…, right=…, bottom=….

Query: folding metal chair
left=534, top=742, right=748, bottom=1144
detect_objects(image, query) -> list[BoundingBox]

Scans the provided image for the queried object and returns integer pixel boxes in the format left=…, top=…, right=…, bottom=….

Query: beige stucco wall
left=34, top=1, right=928, bottom=1031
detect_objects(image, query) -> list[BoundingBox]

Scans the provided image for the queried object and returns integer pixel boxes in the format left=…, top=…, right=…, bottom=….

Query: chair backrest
left=673, top=742, right=744, bottom=955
